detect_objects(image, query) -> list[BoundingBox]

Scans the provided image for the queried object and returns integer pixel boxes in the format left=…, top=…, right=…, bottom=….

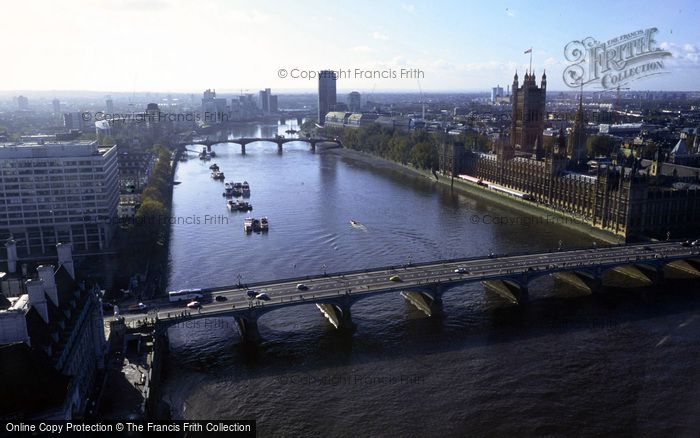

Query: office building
left=0, top=141, right=119, bottom=256
left=63, top=112, right=91, bottom=132
left=491, top=86, right=504, bottom=103
left=258, top=88, right=278, bottom=114
left=318, top=70, right=337, bottom=125
left=259, top=88, right=271, bottom=113
left=348, top=92, right=361, bottom=112
left=201, top=89, right=228, bottom=124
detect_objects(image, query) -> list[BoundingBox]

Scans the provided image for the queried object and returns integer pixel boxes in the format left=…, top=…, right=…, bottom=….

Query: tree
left=587, top=135, right=618, bottom=157
left=300, top=118, right=318, bottom=131
left=409, top=141, right=438, bottom=169
left=133, top=198, right=168, bottom=253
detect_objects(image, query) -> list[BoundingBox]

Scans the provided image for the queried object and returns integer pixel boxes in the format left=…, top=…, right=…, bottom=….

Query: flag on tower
left=524, top=48, right=532, bottom=54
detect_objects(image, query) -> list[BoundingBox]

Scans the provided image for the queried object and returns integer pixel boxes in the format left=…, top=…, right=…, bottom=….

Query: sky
left=2, top=0, right=699, bottom=93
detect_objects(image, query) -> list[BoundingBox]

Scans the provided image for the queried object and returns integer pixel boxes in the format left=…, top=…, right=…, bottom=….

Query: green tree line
left=321, top=124, right=441, bottom=170
left=130, top=145, right=173, bottom=255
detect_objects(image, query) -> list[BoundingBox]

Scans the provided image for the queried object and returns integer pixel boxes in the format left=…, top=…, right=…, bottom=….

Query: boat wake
left=350, top=219, right=368, bottom=231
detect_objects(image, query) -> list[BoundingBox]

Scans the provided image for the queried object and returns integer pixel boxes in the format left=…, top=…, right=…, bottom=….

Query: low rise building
left=0, top=243, right=106, bottom=419
left=118, top=193, right=141, bottom=220
left=324, top=111, right=350, bottom=127
left=346, top=113, right=378, bottom=127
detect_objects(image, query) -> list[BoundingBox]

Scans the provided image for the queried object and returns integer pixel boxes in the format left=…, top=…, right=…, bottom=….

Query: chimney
left=27, top=279, right=49, bottom=323
left=5, top=238, right=17, bottom=274
left=56, top=243, right=75, bottom=280
left=37, top=265, right=59, bottom=306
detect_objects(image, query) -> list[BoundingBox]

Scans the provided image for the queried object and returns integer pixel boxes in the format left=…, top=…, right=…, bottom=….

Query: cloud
left=225, top=8, right=269, bottom=23
left=351, top=45, right=374, bottom=53
left=390, top=56, right=408, bottom=66
left=102, top=0, right=171, bottom=11
left=659, top=42, right=699, bottom=64
left=682, top=43, right=699, bottom=62
left=371, top=31, right=389, bottom=41
left=401, top=3, right=416, bottom=14
left=430, top=58, right=456, bottom=71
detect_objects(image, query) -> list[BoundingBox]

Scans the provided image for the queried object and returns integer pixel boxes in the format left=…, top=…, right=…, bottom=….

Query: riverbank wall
left=323, top=147, right=624, bottom=245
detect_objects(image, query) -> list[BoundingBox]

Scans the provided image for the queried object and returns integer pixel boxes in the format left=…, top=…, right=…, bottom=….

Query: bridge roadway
left=115, top=241, right=699, bottom=338
left=179, top=136, right=341, bottom=150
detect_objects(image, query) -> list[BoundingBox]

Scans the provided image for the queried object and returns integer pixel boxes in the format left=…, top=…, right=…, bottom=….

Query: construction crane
left=614, top=85, right=630, bottom=124
left=416, top=78, right=425, bottom=120
left=367, top=83, right=377, bottom=111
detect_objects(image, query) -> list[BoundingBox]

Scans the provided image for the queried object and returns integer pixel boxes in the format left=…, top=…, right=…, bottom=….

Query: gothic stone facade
left=458, top=149, right=700, bottom=240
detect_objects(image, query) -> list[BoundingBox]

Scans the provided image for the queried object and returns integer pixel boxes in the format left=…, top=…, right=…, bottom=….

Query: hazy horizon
left=2, top=88, right=698, bottom=98
left=2, top=0, right=699, bottom=94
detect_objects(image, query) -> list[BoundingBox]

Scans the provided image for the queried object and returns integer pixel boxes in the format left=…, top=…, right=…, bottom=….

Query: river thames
left=163, top=121, right=700, bottom=436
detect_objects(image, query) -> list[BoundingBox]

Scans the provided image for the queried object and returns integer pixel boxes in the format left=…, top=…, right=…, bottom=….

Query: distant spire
left=671, top=138, right=688, bottom=156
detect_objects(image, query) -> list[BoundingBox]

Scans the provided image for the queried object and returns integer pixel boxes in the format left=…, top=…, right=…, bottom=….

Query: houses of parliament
left=441, top=70, right=700, bottom=241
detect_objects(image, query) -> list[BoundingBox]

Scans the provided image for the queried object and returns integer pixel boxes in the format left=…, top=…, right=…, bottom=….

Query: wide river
left=164, top=121, right=700, bottom=436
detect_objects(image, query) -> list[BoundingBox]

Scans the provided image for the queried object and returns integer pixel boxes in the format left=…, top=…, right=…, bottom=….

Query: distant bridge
left=113, top=241, right=700, bottom=343
left=177, top=135, right=342, bottom=154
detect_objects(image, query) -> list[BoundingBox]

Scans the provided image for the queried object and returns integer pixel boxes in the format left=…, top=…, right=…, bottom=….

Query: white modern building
left=0, top=140, right=119, bottom=256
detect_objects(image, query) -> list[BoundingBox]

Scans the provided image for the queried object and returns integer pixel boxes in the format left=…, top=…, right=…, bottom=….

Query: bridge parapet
left=179, top=136, right=342, bottom=151
left=125, top=242, right=699, bottom=344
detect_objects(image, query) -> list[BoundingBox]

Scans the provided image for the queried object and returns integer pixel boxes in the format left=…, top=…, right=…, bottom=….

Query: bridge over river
left=178, top=134, right=341, bottom=154
left=115, top=240, right=700, bottom=342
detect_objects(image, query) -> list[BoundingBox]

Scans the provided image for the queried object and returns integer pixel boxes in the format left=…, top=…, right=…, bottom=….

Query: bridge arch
left=254, top=300, right=341, bottom=336
left=598, top=262, right=662, bottom=288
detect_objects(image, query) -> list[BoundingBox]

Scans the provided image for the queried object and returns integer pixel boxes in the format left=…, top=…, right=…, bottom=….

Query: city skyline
left=2, top=0, right=699, bottom=93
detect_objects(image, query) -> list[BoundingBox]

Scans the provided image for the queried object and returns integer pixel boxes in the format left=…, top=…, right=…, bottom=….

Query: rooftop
left=0, top=140, right=115, bottom=159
